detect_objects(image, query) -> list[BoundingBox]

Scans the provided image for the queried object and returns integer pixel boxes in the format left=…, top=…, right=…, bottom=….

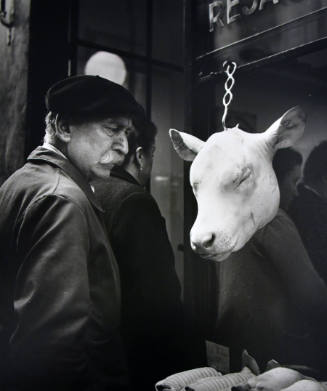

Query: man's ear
left=55, top=118, right=72, bottom=143
left=169, top=128, right=204, bottom=161
left=135, top=146, right=144, bottom=169
left=264, top=106, right=306, bottom=151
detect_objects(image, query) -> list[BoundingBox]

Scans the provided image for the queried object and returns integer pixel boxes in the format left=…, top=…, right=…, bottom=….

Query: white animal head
left=169, top=107, right=306, bottom=262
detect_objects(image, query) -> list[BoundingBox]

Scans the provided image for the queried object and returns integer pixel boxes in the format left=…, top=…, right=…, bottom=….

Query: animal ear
left=169, top=129, right=204, bottom=161
left=264, top=106, right=306, bottom=151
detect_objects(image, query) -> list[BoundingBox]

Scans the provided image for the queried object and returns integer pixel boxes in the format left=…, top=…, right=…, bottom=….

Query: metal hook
left=221, top=61, right=237, bottom=130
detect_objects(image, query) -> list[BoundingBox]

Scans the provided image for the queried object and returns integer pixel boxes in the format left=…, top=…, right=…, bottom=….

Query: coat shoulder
left=94, top=176, right=161, bottom=235
left=0, top=161, right=91, bottom=222
left=94, top=175, right=149, bottom=211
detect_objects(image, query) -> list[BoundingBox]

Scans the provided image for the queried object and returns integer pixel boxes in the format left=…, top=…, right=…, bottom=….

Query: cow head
left=169, top=107, right=306, bottom=262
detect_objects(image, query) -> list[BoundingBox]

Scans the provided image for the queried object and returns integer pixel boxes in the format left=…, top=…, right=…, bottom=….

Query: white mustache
left=100, top=150, right=125, bottom=165
left=99, top=154, right=112, bottom=164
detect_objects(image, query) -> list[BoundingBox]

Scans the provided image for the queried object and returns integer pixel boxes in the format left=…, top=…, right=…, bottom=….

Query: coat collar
left=111, top=166, right=141, bottom=186
left=27, top=146, right=104, bottom=212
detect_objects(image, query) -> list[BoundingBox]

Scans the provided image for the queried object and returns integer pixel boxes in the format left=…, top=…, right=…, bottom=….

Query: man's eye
left=104, top=126, right=115, bottom=135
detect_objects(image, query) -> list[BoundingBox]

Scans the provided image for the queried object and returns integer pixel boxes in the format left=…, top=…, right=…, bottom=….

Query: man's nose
left=115, top=132, right=129, bottom=155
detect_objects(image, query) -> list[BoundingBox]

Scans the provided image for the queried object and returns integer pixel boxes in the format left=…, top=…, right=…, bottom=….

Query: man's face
left=139, top=142, right=156, bottom=186
left=143, top=143, right=156, bottom=181
left=280, top=164, right=302, bottom=210
left=66, top=116, right=132, bottom=181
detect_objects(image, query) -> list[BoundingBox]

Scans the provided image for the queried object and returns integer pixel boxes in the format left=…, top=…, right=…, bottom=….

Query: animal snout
left=191, top=231, right=216, bottom=251
left=190, top=224, right=235, bottom=260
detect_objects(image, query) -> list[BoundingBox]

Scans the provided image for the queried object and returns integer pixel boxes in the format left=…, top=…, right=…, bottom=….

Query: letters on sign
left=209, top=0, right=280, bottom=32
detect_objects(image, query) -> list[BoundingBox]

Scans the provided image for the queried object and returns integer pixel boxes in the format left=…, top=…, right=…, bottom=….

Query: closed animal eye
left=234, top=168, right=252, bottom=188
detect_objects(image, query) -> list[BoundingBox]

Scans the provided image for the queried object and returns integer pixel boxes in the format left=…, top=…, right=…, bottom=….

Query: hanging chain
left=222, top=61, right=237, bottom=130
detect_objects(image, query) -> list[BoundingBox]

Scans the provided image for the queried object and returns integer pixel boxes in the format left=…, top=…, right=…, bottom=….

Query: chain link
left=222, top=61, right=237, bottom=130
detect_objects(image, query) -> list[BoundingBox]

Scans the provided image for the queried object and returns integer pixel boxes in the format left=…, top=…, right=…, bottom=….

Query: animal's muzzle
left=191, top=231, right=216, bottom=252
left=190, top=226, right=234, bottom=259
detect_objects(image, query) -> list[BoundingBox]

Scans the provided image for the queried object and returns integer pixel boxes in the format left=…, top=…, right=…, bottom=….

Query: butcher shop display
left=169, top=106, right=306, bottom=262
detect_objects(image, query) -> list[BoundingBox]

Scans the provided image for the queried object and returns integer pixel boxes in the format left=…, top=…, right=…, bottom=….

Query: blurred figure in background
left=289, top=141, right=327, bottom=285
left=215, top=148, right=327, bottom=378
left=272, top=148, right=302, bottom=212
left=93, top=115, right=187, bottom=390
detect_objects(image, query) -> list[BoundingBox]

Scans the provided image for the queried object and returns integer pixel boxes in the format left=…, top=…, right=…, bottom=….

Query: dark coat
left=0, top=147, right=126, bottom=391
left=289, top=184, right=327, bottom=285
left=94, top=168, right=186, bottom=390
left=215, top=209, right=327, bottom=377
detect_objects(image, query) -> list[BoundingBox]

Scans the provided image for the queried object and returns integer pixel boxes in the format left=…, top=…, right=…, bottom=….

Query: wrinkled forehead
left=190, top=129, right=266, bottom=181
left=101, top=116, right=133, bottom=128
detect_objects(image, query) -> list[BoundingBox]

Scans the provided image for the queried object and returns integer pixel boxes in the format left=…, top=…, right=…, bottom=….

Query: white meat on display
left=169, top=107, right=306, bottom=262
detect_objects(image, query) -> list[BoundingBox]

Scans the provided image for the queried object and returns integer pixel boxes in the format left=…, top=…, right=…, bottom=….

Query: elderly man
left=0, top=75, right=141, bottom=391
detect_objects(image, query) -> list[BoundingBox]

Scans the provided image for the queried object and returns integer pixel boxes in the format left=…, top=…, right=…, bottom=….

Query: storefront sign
left=209, top=0, right=279, bottom=32
left=193, top=0, right=327, bottom=61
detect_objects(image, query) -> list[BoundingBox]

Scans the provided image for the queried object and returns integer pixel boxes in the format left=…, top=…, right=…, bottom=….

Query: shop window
left=73, top=1, right=185, bottom=292
left=84, top=51, right=127, bottom=86
left=213, top=46, right=327, bottom=158
left=78, top=0, right=147, bottom=55
left=151, top=66, right=185, bottom=286
left=76, top=47, right=147, bottom=108
left=152, top=0, right=184, bottom=66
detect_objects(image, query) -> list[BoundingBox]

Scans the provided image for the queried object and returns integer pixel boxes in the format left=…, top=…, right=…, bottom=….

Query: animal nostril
left=202, top=233, right=215, bottom=248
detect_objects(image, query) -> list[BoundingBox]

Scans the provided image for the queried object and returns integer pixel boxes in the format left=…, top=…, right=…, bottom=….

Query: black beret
left=45, top=75, right=141, bottom=122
